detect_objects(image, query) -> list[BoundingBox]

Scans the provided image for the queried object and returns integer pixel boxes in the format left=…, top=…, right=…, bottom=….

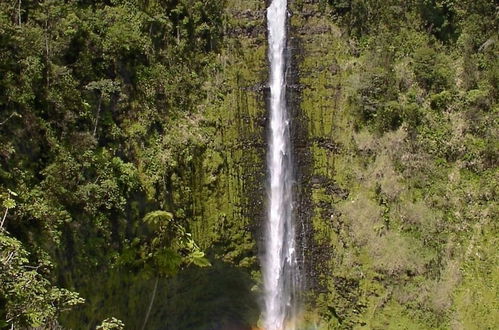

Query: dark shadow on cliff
left=148, top=260, right=259, bottom=330
left=60, top=259, right=259, bottom=329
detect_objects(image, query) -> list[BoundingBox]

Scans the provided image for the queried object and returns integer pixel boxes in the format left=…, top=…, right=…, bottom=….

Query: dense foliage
left=295, top=0, right=498, bottom=328
left=0, top=0, right=226, bottom=327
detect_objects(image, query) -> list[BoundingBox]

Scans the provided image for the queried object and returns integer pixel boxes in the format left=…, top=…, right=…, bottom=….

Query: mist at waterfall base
left=261, top=0, right=301, bottom=329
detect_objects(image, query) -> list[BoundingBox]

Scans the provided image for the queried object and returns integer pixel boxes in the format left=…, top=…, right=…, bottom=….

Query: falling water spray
left=263, top=0, right=299, bottom=329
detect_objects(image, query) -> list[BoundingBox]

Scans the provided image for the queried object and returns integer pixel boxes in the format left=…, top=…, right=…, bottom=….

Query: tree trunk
left=0, top=208, right=8, bottom=230
left=45, top=17, right=50, bottom=89
left=141, top=277, right=159, bottom=330
left=93, top=95, right=102, bottom=137
left=18, top=0, right=21, bottom=25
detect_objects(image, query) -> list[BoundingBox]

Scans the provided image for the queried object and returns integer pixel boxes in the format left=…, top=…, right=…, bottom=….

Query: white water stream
left=263, top=0, right=298, bottom=329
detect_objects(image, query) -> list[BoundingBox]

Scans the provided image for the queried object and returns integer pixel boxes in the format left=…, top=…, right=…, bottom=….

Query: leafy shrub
left=413, top=46, right=452, bottom=92
left=430, top=90, right=452, bottom=111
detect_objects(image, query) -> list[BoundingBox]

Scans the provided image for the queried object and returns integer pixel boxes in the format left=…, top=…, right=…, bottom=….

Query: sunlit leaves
left=96, top=317, right=125, bottom=330
left=0, top=232, right=84, bottom=327
left=143, top=210, right=174, bottom=227
left=2, top=198, right=15, bottom=209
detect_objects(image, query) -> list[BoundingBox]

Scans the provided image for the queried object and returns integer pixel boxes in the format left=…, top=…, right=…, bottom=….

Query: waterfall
left=263, top=0, right=298, bottom=329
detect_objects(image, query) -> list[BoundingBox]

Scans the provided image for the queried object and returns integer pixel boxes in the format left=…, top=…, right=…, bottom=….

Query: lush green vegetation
left=0, top=0, right=264, bottom=328
left=1, top=0, right=497, bottom=328
left=294, top=0, right=497, bottom=328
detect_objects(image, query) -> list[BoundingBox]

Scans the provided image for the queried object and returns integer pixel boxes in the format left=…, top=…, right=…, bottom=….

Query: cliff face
left=289, top=0, right=359, bottom=325
left=189, top=0, right=267, bottom=272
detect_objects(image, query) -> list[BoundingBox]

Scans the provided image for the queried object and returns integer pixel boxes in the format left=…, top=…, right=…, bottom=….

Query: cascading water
left=263, top=0, right=298, bottom=329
